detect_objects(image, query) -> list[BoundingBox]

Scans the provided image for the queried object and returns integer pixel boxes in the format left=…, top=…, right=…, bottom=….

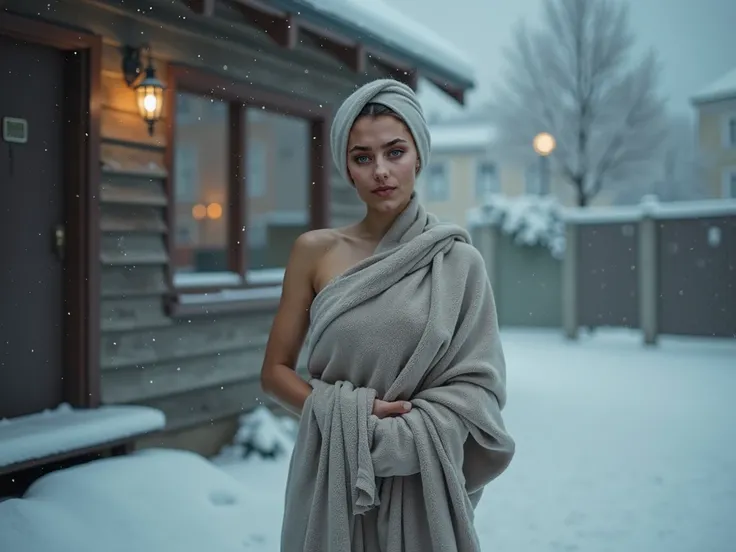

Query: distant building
left=416, top=121, right=521, bottom=226
left=691, top=67, right=736, bottom=199
left=420, top=120, right=614, bottom=227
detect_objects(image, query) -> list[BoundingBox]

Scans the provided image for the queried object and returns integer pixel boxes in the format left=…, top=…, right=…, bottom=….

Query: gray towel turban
left=329, top=78, right=431, bottom=186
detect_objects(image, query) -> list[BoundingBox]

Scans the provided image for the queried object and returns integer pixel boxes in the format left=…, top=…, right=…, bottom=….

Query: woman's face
left=346, top=115, right=419, bottom=213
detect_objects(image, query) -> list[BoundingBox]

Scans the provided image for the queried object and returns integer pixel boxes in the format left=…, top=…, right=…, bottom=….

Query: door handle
left=54, top=224, right=65, bottom=261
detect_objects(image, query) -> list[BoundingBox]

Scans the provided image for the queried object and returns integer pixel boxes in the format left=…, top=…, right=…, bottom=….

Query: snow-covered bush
left=216, top=406, right=298, bottom=461
left=467, top=194, right=566, bottom=259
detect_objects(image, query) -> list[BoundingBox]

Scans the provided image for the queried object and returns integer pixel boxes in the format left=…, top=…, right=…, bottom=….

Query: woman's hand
left=373, top=399, right=412, bottom=419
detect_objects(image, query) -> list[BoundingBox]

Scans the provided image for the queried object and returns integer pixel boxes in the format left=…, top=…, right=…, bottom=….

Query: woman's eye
left=388, top=149, right=404, bottom=158
left=354, top=155, right=370, bottom=164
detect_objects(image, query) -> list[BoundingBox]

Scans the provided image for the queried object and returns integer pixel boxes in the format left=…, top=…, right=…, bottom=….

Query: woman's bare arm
left=260, top=230, right=413, bottom=418
left=260, top=232, right=324, bottom=415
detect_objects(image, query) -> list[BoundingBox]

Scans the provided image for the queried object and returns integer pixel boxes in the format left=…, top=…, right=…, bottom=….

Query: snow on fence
left=469, top=195, right=736, bottom=341
left=562, top=194, right=736, bottom=223
left=467, top=194, right=566, bottom=259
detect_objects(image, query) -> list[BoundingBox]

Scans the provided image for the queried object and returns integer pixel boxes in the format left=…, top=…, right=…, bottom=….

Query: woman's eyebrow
left=349, top=138, right=407, bottom=153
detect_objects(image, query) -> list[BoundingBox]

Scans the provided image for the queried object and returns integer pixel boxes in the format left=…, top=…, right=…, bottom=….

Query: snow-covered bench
left=0, top=404, right=165, bottom=497
left=0, top=447, right=280, bottom=551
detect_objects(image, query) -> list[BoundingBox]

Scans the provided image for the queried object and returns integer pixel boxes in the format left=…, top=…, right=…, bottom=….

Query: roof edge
left=691, top=90, right=736, bottom=106
left=276, top=0, right=476, bottom=92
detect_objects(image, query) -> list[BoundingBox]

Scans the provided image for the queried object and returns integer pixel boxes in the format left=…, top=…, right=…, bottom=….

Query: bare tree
left=487, top=0, right=668, bottom=206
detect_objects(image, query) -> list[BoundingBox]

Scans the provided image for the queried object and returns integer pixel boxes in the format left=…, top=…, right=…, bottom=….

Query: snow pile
left=468, top=195, right=566, bottom=258
left=0, top=448, right=281, bottom=551
left=0, top=403, right=165, bottom=469
left=214, top=406, right=297, bottom=461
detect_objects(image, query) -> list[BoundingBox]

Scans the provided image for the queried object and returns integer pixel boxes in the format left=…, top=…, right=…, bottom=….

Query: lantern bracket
left=122, top=44, right=149, bottom=88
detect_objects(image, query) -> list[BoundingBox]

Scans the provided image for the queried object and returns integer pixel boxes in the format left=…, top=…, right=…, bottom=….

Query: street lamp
left=533, top=132, right=556, bottom=196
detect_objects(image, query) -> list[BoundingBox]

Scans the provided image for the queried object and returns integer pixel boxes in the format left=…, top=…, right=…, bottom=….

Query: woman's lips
left=372, top=187, right=396, bottom=197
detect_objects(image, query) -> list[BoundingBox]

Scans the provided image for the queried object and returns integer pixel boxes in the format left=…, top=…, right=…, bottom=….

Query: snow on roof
left=298, top=0, right=475, bottom=87
left=0, top=403, right=165, bottom=469
left=430, top=124, right=496, bottom=152
left=692, top=66, right=736, bottom=104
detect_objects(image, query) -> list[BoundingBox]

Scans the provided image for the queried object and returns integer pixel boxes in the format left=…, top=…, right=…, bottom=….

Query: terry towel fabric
left=280, top=194, right=515, bottom=552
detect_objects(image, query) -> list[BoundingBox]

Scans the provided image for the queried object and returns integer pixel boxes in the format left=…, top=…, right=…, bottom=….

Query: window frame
left=424, top=161, right=450, bottom=202
left=475, top=160, right=499, bottom=200
left=721, top=113, right=736, bottom=149
left=722, top=167, right=736, bottom=199
left=164, top=65, right=330, bottom=311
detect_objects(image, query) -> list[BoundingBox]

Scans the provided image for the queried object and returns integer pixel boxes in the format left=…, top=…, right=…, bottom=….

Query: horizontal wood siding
left=135, top=378, right=266, bottom=433
left=101, top=265, right=168, bottom=298
left=93, top=41, right=283, bottom=434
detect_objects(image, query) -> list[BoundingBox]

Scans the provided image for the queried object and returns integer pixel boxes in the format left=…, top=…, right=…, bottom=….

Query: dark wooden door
left=0, top=34, right=66, bottom=418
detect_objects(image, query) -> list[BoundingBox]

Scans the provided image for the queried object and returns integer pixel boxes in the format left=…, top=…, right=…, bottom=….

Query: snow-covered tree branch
left=487, top=0, right=667, bottom=206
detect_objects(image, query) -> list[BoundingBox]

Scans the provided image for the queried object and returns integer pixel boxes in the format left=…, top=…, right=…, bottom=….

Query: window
left=173, top=93, right=229, bottom=274
left=176, top=93, right=194, bottom=123
left=475, top=161, right=499, bottom=200
left=724, top=115, right=736, bottom=148
left=723, top=169, right=736, bottom=198
left=168, top=66, right=329, bottom=299
left=247, top=139, right=267, bottom=198
left=174, top=144, right=198, bottom=203
left=424, top=163, right=449, bottom=202
left=245, top=108, right=310, bottom=276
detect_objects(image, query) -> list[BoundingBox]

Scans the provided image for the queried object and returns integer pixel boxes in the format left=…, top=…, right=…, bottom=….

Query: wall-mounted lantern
left=122, top=45, right=165, bottom=137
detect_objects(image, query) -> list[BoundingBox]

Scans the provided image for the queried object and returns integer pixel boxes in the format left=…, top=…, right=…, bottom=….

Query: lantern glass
left=136, top=78, right=164, bottom=123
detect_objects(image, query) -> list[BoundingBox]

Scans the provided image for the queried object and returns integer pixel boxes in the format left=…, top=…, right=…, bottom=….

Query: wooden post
left=638, top=213, right=659, bottom=345
left=562, top=223, right=578, bottom=340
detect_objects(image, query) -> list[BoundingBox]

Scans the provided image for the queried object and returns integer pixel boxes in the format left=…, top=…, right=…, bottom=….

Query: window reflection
left=245, top=108, right=310, bottom=279
left=173, top=92, right=228, bottom=273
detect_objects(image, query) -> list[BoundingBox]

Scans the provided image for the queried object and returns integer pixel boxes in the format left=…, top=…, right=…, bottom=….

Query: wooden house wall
left=97, top=43, right=284, bottom=437
left=5, top=0, right=388, bottom=450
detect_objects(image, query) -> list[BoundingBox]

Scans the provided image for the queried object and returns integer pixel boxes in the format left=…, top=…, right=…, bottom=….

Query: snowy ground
left=472, top=328, right=736, bottom=552
left=217, top=328, right=736, bottom=552
left=1, top=328, right=734, bottom=551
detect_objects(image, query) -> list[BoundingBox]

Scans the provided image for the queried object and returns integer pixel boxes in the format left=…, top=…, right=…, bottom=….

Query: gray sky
left=393, top=0, right=736, bottom=119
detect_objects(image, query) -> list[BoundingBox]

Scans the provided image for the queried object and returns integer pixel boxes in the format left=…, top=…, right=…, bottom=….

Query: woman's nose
left=374, top=159, right=389, bottom=180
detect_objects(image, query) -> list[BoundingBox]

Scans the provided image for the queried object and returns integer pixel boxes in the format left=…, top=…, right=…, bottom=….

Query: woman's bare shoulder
left=293, top=227, right=345, bottom=257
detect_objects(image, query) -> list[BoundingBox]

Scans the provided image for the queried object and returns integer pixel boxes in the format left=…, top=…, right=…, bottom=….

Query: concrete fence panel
left=657, top=215, right=736, bottom=338
left=565, top=197, right=736, bottom=343
left=576, top=222, right=639, bottom=330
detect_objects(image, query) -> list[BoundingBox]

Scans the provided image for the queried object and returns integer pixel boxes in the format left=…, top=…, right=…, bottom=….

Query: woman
left=260, top=79, right=515, bottom=552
